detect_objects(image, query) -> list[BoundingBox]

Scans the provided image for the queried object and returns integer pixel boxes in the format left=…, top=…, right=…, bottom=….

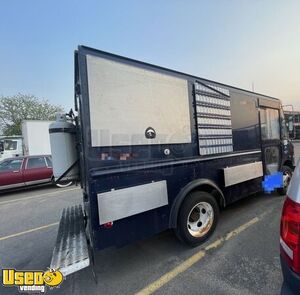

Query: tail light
left=280, top=197, right=300, bottom=275
left=103, top=221, right=113, bottom=229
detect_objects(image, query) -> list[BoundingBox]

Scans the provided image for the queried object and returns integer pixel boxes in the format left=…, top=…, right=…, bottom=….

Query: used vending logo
left=2, top=268, right=64, bottom=293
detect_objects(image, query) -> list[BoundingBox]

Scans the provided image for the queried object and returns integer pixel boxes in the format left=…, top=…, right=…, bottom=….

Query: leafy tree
left=0, top=94, right=64, bottom=135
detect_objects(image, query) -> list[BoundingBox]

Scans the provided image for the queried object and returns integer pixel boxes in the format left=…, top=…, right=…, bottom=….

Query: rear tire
left=51, top=175, right=73, bottom=188
left=277, top=166, right=293, bottom=195
left=175, top=191, right=219, bottom=247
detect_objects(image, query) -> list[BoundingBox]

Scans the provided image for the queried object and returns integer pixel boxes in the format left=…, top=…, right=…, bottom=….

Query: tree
left=0, top=94, right=64, bottom=136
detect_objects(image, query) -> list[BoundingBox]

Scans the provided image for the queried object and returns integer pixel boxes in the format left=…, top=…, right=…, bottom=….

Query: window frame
left=25, top=156, right=48, bottom=170
left=4, top=139, right=18, bottom=151
left=230, top=92, right=260, bottom=151
left=260, top=107, right=280, bottom=140
left=264, top=146, right=280, bottom=174
left=45, top=156, right=53, bottom=168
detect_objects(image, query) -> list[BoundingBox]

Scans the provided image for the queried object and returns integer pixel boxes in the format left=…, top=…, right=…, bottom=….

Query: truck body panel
left=48, top=45, right=296, bottom=276
left=70, top=46, right=294, bottom=252
left=22, top=120, right=53, bottom=156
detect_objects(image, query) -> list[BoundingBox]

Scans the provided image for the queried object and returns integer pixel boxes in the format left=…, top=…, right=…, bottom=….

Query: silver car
left=280, top=160, right=300, bottom=294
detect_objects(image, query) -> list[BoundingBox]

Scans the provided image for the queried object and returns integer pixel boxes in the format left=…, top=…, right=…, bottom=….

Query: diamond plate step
left=50, top=205, right=90, bottom=276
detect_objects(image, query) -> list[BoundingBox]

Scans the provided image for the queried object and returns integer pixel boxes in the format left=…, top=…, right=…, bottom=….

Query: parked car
left=0, top=155, right=72, bottom=191
left=280, top=161, right=300, bottom=294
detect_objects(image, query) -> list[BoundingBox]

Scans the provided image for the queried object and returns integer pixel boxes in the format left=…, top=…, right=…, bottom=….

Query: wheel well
left=190, top=184, right=224, bottom=208
left=169, top=180, right=225, bottom=228
left=283, top=160, right=293, bottom=169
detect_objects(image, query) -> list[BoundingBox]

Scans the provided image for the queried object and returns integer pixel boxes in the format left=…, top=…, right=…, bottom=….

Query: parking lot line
left=0, top=222, right=59, bottom=241
left=0, top=187, right=79, bottom=206
left=135, top=217, right=259, bottom=295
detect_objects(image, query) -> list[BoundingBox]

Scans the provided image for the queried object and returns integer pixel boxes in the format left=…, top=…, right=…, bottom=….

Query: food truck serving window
left=86, top=55, right=191, bottom=147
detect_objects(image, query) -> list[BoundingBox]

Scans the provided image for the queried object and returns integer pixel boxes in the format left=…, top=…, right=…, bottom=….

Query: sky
left=1, top=0, right=300, bottom=111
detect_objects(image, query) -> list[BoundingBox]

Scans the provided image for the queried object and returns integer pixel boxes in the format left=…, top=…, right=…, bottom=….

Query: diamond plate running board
left=50, top=205, right=90, bottom=276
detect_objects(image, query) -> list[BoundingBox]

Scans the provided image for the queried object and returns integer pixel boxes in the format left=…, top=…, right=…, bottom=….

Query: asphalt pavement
left=2, top=140, right=300, bottom=295
left=0, top=184, right=284, bottom=295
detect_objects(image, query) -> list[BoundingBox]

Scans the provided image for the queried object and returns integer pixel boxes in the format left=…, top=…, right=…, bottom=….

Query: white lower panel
left=97, top=180, right=168, bottom=225
left=223, top=161, right=263, bottom=187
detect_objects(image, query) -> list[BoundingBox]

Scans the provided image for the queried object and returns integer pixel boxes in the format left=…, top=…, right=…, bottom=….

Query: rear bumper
left=280, top=255, right=300, bottom=295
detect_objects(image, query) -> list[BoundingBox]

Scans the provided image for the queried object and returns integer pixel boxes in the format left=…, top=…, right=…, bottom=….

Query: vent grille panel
left=195, top=82, right=233, bottom=155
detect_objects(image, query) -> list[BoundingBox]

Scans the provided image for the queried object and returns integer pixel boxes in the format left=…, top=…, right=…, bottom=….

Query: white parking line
left=0, top=187, right=80, bottom=206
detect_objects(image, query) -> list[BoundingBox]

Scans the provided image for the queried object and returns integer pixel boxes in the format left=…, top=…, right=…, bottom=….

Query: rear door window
left=46, top=157, right=52, bottom=168
left=260, top=108, right=280, bottom=140
left=26, top=157, right=47, bottom=169
left=230, top=93, right=260, bottom=151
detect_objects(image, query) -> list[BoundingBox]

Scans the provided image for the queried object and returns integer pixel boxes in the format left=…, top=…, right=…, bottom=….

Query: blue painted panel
left=74, top=46, right=294, bottom=251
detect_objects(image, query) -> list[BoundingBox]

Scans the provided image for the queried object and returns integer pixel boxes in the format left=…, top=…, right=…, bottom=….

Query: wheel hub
left=187, top=202, right=214, bottom=237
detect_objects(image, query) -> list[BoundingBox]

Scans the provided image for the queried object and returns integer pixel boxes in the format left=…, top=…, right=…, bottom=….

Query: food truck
left=49, top=46, right=294, bottom=276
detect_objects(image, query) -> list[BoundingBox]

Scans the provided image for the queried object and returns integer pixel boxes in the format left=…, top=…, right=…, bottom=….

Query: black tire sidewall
left=176, top=191, right=219, bottom=246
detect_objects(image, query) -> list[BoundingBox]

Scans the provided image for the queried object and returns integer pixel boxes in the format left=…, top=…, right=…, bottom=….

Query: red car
left=0, top=155, right=71, bottom=191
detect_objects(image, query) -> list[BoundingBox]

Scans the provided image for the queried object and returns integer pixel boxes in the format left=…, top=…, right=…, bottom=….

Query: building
left=284, top=110, right=300, bottom=139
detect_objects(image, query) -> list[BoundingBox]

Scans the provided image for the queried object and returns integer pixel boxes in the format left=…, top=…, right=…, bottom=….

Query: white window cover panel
left=86, top=55, right=191, bottom=147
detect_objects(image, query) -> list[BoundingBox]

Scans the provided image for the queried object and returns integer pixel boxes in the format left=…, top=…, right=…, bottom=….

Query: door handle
left=13, top=171, right=19, bottom=173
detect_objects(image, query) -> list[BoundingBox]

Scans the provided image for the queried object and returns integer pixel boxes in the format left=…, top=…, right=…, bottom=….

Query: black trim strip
left=197, top=113, right=231, bottom=119
left=90, top=150, right=262, bottom=177
left=197, top=124, right=232, bottom=129
left=49, top=127, right=76, bottom=134
left=55, top=160, right=78, bottom=183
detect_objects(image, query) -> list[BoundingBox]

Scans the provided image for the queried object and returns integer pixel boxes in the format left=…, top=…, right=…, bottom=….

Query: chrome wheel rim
left=283, top=171, right=291, bottom=188
left=187, top=202, right=214, bottom=237
left=56, top=181, right=73, bottom=188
